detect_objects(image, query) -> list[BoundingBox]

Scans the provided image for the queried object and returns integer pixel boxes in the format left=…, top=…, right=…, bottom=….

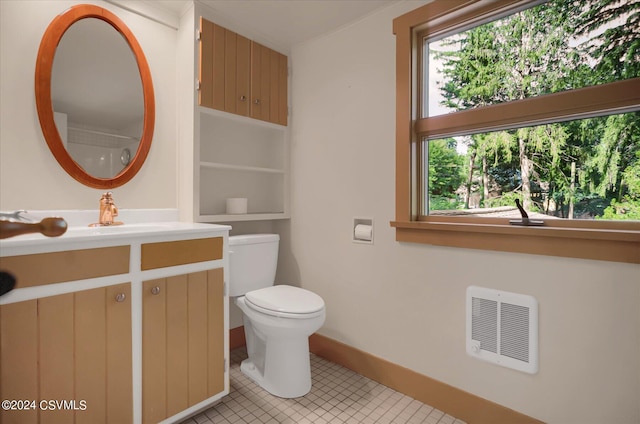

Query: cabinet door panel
left=142, top=279, right=167, bottom=424
left=224, top=31, right=237, bottom=113
left=199, top=18, right=230, bottom=112
left=250, top=41, right=287, bottom=125
left=236, top=34, right=251, bottom=116
left=250, top=41, right=262, bottom=119
left=0, top=300, right=38, bottom=424
left=187, top=271, right=209, bottom=405
left=199, top=17, right=214, bottom=108
left=259, top=44, right=272, bottom=122
left=75, top=284, right=132, bottom=424
left=207, top=268, right=225, bottom=396
left=142, top=269, right=225, bottom=422
left=75, top=288, right=107, bottom=424
left=166, top=275, right=188, bottom=416
left=212, top=24, right=226, bottom=111
left=39, top=294, right=75, bottom=424
left=278, top=53, right=288, bottom=126
left=106, top=284, right=133, bottom=424
left=269, top=49, right=280, bottom=124
left=0, top=284, right=132, bottom=424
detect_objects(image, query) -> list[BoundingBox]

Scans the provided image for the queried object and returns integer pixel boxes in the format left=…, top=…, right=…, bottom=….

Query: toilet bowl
left=229, top=234, right=325, bottom=398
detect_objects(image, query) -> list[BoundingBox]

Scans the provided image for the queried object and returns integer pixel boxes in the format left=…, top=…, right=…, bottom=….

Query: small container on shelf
left=226, top=198, right=248, bottom=214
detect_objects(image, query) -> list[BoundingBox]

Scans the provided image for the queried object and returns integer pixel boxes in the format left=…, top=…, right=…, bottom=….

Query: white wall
left=285, top=1, right=640, bottom=423
left=0, top=0, right=177, bottom=211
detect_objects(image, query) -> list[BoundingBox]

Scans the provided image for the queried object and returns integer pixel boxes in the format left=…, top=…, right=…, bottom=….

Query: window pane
left=425, top=0, right=640, bottom=118
left=426, top=112, right=640, bottom=221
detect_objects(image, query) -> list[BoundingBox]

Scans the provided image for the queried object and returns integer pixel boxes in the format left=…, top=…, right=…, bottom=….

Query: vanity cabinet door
left=142, top=268, right=224, bottom=424
left=0, top=283, right=133, bottom=424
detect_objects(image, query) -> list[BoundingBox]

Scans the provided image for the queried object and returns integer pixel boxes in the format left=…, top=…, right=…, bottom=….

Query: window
left=424, top=113, right=639, bottom=219
left=392, top=0, right=640, bottom=263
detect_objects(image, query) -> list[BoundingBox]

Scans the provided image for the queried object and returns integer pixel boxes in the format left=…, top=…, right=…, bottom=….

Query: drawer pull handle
left=151, top=286, right=161, bottom=295
left=254, top=99, right=261, bottom=105
left=115, top=293, right=126, bottom=303
left=240, top=95, right=247, bottom=101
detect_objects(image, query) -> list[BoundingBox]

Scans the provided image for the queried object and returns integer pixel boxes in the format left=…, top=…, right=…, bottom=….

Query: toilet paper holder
left=353, top=217, right=373, bottom=245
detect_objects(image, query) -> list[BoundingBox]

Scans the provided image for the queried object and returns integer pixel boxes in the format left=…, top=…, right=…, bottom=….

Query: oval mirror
left=35, top=4, right=154, bottom=189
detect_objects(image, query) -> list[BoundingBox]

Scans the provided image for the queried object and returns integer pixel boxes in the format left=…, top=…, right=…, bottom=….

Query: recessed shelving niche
left=196, top=107, right=289, bottom=222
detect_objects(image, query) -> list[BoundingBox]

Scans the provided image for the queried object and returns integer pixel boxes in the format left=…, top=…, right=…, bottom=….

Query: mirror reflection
left=51, top=18, right=143, bottom=179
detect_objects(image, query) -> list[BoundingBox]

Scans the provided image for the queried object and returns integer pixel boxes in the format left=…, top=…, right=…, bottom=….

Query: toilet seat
left=245, top=285, right=325, bottom=319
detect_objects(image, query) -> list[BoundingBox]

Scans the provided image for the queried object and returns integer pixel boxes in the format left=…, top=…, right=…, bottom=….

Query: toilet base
left=234, top=295, right=324, bottom=399
left=240, top=338, right=312, bottom=399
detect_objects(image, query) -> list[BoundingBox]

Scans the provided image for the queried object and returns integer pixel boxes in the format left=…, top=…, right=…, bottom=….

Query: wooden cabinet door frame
left=142, top=268, right=224, bottom=424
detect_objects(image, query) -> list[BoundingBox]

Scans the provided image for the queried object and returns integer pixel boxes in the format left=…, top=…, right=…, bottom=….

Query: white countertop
left=0, top=209, right=230, bottom=256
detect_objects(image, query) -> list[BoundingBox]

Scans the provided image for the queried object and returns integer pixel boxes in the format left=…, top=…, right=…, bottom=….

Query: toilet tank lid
left=229, top=234, right=280, bottom=246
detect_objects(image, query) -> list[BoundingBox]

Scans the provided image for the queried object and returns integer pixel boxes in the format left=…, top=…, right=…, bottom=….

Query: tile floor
left=181, top=347, right=466, bottom=424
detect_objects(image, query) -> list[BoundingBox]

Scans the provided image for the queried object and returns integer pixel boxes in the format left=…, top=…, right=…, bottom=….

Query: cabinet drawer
left=141, top=237, right=223, bottom=270
left=0, top=246, right=130, bottom=288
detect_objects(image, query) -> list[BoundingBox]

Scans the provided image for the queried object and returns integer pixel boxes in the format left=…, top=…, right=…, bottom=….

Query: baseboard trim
left=227, top=327, right=542, bottom=424
left=309, top=333, right=544, bottom=424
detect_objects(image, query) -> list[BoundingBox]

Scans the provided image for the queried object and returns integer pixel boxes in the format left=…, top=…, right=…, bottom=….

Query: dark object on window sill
left=509, top=199, right=544, bottom=226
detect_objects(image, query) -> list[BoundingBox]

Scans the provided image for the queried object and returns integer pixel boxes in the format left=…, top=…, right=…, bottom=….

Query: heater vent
left=466, top=286, right=538, bottom=374
left=471, top=298, right=498, bottom=353
left=500, top=302, right=530, bottom=362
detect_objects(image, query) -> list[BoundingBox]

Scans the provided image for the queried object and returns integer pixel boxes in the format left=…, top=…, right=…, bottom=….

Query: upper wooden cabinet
left=199, top=18, right=288, bottom=126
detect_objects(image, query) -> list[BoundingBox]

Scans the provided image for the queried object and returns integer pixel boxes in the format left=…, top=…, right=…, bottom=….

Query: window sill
left=390, top=220, right=640, bottom=264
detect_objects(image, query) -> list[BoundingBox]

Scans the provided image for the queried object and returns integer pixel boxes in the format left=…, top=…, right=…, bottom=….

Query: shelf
left=200, top=161, right=284, bottom=174
left=198, top=106, right=286, bottom=130
left=199, top=168, right=284, bottom=217
left=195, top=98, right=288, bottom=223
left=199, top=113, right=285, bottom=170
left=197, top=212, right=290, bottom=223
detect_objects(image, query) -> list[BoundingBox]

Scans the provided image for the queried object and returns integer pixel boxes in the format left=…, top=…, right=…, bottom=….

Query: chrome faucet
left=95, top=192, right=122, bottom=226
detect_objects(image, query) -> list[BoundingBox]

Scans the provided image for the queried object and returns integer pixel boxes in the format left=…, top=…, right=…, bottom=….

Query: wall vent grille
left=466, top=286, right=538, bottom=374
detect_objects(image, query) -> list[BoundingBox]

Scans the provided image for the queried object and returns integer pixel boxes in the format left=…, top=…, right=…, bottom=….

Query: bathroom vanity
left=0, top=220, right=230, bottom=424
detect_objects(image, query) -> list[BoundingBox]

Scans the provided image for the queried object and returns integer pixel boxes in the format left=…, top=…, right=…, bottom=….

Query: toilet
left=229, top=234, right=325, bottom=398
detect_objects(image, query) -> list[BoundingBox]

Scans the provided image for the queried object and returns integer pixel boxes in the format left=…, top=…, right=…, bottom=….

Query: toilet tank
left=228, top=234, right=279, bottom=297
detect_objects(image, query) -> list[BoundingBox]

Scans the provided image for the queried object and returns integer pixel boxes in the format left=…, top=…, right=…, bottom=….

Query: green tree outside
left=427, top=0, right=640, bottom=220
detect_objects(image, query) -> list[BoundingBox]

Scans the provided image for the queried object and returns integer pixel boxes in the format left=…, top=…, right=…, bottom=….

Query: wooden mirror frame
left=35, top=4, right=155, bottom=189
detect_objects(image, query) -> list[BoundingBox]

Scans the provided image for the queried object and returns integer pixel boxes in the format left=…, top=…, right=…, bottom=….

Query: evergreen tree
left=431, top=0, right=639, bottom=219
left=435, top=4, right=575, bottom=210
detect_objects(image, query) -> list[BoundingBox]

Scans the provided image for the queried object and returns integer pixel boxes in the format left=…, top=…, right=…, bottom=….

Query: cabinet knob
left=253, top=99, right=261, bottom=105
left=115, top=293, right=126, bottom=303
left=151, top=286, right=161, bottom=295
left=240, top=95, right=247, bottom=102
